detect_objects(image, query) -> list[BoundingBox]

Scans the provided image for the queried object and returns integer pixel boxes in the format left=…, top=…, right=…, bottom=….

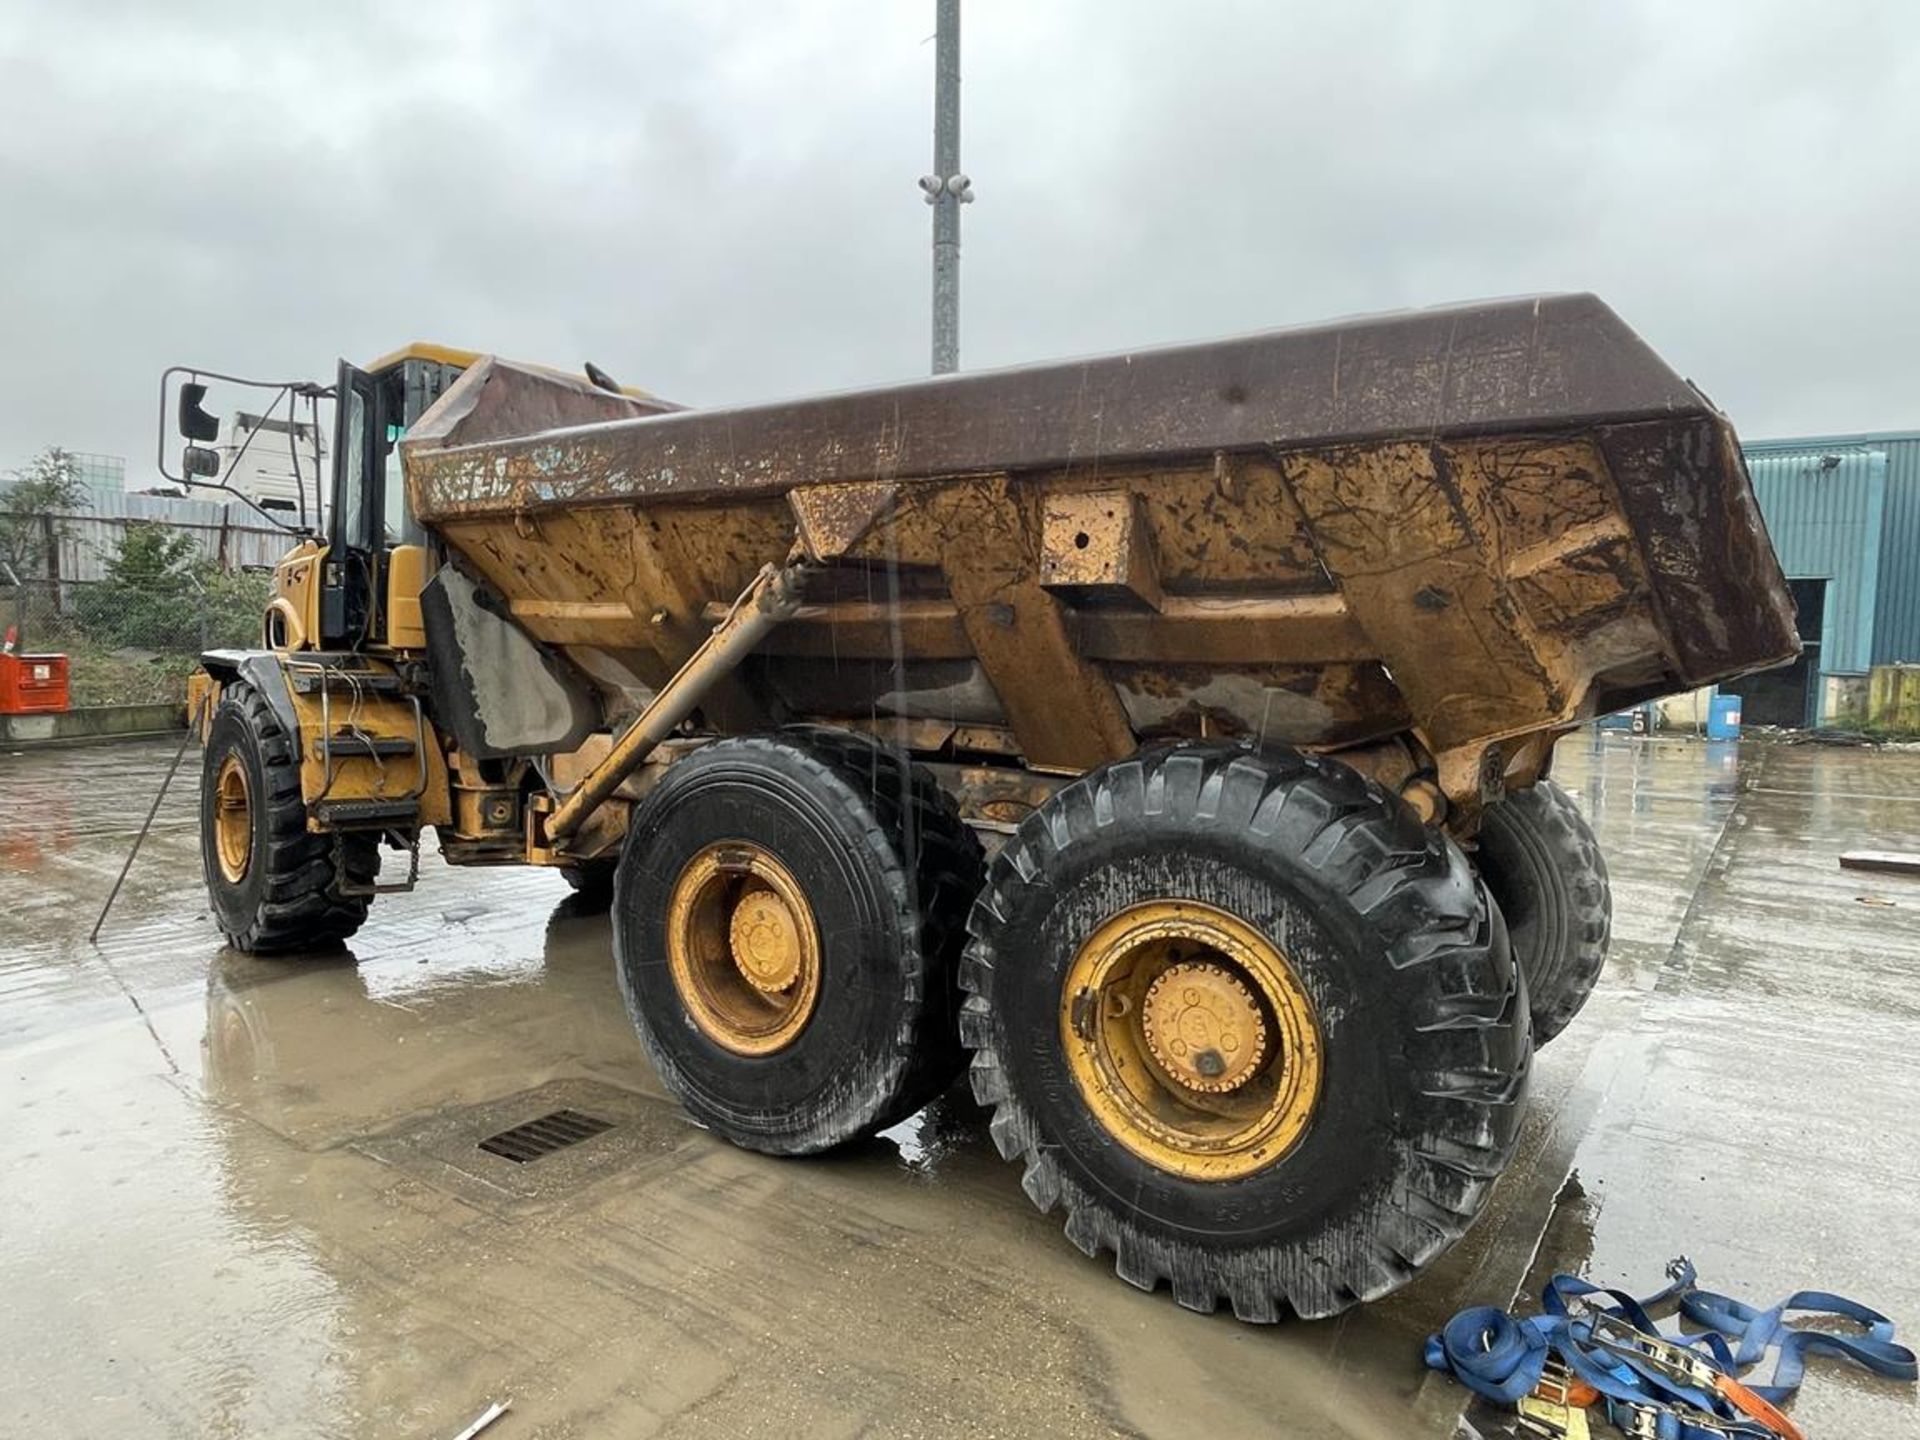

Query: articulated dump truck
left=182, top=295, right=1796, bottom=1320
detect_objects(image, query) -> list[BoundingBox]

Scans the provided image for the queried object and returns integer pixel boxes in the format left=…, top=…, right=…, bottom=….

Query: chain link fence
left=3, top=574, right=271, bottom=706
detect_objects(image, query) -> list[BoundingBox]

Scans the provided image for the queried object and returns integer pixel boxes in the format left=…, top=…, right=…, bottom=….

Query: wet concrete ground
left=2, top=733, right=1917, bottom=1438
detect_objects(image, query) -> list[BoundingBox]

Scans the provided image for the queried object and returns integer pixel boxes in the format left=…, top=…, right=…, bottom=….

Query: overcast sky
left=2, top=0, right=1916, bottom=479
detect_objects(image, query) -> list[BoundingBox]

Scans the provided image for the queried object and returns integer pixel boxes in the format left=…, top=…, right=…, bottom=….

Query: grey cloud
left=2, top=0, right=1916, bottom=479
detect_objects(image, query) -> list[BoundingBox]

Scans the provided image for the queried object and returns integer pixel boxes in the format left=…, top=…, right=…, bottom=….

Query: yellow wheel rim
left=213, top=753, right=253, bottom=884
left=1061, top=900, right=1323, bottom=1181
left=665, top=842, right=822, bottom=1056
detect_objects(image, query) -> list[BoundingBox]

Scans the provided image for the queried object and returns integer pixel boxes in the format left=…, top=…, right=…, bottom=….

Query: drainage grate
left=477, top=1108, right=615, bottom=1164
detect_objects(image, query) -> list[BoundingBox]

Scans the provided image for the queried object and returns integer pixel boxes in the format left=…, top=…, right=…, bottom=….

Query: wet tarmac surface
left=3, top=734, right=1917, bottom=1437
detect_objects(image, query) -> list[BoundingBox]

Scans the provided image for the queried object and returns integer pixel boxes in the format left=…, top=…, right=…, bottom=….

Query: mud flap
left=421, top=564, right=599, bottom=759
left=199, top=648, right=301, bottom=740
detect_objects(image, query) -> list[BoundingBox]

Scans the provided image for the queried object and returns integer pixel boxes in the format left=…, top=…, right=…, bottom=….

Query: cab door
left=322, top=361, right=380, bottom=647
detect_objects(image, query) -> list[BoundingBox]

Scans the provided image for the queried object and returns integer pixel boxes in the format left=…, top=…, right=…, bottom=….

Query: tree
left=76, top=520, right=270, bottom=652
left=76, top=521, right=203, bottom=650
left=102, top=520, right=199, bottom=588
left=0, top=447, right=89, bottom=581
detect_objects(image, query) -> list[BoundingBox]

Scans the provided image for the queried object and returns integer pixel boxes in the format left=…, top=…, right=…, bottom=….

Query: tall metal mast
left=919, top=0, right=970, bottom=375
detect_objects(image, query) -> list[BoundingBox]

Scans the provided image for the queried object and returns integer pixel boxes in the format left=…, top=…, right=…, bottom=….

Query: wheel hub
left=213, top=753, right=252, bottom=884
left=728, top=885, right=805, bottom=993
left=665, top=843, right=823, bottom=1057
left=1140, top=961, right=1269, bottom=1093
left=1059, top=900, right=1324, bottom=1182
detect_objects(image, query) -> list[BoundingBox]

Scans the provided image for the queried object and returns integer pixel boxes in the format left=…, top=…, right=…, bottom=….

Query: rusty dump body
left=402, top=293, right=1797, bottom=834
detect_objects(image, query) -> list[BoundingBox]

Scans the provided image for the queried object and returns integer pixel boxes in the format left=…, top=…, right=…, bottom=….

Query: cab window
left=382, top=423, right=423, bottom=546
left=338, top=385, right=373, bottom=552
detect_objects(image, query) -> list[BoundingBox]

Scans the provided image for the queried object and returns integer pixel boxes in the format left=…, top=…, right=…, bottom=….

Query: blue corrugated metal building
left=1739, top=431, right=1920, bottom=726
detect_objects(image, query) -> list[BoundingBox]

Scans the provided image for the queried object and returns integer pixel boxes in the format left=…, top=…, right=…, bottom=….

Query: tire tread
left=204, top=681, right=375, bottom=953
left=961, top=741, right=1529, bottom=1321
left=1478, top=778, right=1611, bottom=1045
left=617, top=726, right=983, bottom=1154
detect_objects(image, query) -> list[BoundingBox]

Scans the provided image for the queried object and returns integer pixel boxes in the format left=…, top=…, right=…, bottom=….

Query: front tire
left=200, top=681, right=378, bottom=953
left=614, top=728, right=983, bottom=1155
left=961, top=743, right=1529, bottom=1321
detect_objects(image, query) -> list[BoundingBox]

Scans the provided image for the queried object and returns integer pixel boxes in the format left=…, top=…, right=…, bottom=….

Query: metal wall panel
left=0, top=489, right=293, bottom=582
left=1742, top=446, right=1886, bottom=676
left=1745, top=433, right=1920, bottom=666
left=1869, top=438, right=1920, bottom=663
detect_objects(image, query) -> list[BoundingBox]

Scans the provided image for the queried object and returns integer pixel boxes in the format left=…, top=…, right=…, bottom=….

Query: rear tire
left=614, top=727, right=983, bottom=1155
left=960, top=743, right=1529, bottom=1321
left=200, top=681, right=378, bottom=954
left=1476, top=778, right=1611, bottom=1047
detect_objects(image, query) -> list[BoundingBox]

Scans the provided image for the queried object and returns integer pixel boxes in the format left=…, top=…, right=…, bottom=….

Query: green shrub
left=72, top=522, right=269, bottom=654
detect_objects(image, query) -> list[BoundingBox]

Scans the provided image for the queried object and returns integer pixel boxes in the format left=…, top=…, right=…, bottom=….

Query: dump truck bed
left=401, top=294, right=1798, bottom=808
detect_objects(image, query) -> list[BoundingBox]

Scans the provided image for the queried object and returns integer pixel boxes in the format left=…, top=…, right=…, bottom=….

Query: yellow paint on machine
left=385, top=544, right=430, bottom=650
left=281, top=662, right=454, bottom=831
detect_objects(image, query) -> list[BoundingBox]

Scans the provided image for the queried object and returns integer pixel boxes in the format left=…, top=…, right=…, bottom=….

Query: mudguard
left=198, top=648, right=301, bottom=739
left=419, top=564, right=599, bottom=760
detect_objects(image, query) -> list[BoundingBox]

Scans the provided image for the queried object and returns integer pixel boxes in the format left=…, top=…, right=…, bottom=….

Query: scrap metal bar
left=91, top=693, right=207, bottom=944
left=544, top=555, right=809, bottom=842
left=449, top=1400, right=511, bottom=1440
left=1839, top=850, right=1920, bottom=877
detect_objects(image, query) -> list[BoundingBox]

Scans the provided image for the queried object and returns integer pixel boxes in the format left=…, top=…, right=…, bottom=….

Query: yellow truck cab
left=181, top=344, right=664, bottom=943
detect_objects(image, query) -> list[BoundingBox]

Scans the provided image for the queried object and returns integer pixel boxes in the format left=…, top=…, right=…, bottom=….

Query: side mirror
left=178, top=381, right=221, bottom=442
left=183, top=445, right=222, bottom=478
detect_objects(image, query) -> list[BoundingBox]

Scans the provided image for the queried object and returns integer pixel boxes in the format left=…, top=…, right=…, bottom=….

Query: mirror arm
left=157, top=366, right=337, bottom=537
left=156, top=365, right=335, bottom=483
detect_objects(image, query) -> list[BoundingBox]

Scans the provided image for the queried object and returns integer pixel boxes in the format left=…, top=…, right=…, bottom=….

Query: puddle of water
left=18, top=735, right=1919, bottom=1435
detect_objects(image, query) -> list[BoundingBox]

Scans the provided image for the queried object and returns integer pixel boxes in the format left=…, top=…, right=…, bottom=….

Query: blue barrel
left=1707, top=692, right=1742, bottom=740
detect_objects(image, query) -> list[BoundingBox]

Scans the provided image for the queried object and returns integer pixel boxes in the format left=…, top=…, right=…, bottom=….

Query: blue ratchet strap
left=1539, top=1267, right=1743, bottom=1420
left=1544, top=1321, right=1771, bottom=1440
left=1543, top=1267, right=1676, bottom=1331
left=1425, top=1259, right=1912, bottom=1439
left=1423, top=1306, right=1769, bottom=1440
left=1681, top=1287, right=1920, bottom=1400
left=1423, top=1305, right=1552, bottom=1405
